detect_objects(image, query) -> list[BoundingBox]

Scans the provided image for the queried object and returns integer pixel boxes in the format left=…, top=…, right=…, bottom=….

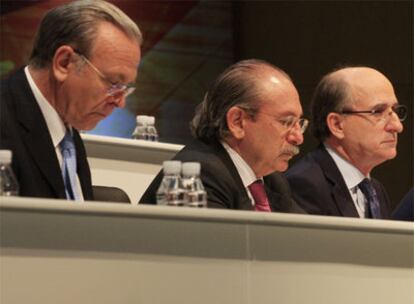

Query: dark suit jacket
left=0, top=68, right=93, bottom=200
left=285, top=145, right=391, bottom=218
left=139, top=138, right=304, bottom=213
left=392, top=187, right=414, bottom=221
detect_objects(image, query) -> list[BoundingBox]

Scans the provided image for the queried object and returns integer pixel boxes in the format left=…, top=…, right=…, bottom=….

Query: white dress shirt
left=24, top=66, right=84, bottom=201
left=221, top=141, right=260, bottom=206
left=325, top=143, right=368, bottom=218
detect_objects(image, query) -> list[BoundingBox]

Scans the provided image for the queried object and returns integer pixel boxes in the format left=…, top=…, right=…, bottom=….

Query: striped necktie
left=358, top=178, right=381, bottom=219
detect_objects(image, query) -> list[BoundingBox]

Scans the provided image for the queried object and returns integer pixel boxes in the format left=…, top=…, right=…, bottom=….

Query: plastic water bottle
left=0, top=150, right=19, bottom=196
left=182, top=162, right=207, bottom=208
left=132, top=115, right=148, bottom=140
left=156, top=160, right=185, bottom=206
left=146, top=116, right=159, bottom=142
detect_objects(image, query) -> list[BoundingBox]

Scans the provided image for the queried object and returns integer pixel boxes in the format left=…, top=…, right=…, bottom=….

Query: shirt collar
left=324, top=143, right=368, bottom=189
left=221, top=141, right=258, bottom=188
left=25, top=66, right=67, bottom=147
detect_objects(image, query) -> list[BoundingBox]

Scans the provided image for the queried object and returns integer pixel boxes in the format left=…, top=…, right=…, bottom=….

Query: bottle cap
left=182, top=162, right=201, bottom=176
left=147, top=116, right=155, bottom=125
left=0, top=150, right=12, bottom=164
left=163, top=160, right=181, bottom=175
left=136, top=115, right=148, bottom=125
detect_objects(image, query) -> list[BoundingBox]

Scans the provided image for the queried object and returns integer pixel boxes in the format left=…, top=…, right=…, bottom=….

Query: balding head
left=310, top=66, right=395, bottom=142
left=191, top=59, right=295, bottom=141
left=311, top=66, right=403, bottom=174
left=333, top=67, right=395, bottom=104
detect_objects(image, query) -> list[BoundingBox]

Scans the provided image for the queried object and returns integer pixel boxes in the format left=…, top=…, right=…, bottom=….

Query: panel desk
left=1, top=197, right=413, bottom=304
left=82, top=134, right=183, bottom=203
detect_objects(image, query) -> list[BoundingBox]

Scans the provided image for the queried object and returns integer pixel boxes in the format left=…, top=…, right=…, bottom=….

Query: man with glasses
left=285, top=66, right=406, bottom=219
left=0, top=1, right=142, bottom=200
left=140, top=59, right=306, bottom=213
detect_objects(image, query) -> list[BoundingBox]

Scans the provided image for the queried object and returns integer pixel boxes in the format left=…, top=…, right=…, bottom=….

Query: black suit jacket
left=285, top=145, right=391, bottom=218
left=0, top=68, right=93, bottom=200
left=392, top=187, right=414, bottom=221
left=139, top=138, right=304, bottom=213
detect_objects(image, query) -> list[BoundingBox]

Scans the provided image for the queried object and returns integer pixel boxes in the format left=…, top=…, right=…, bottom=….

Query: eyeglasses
left=258, top=112, right=309, bottom=134
left=340, top=104, right=407, bottom=122
left=74, top=50, right=136, bottom=99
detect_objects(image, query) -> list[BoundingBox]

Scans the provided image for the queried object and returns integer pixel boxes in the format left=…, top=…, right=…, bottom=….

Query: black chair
left=92, top=185, right=131, bottom=204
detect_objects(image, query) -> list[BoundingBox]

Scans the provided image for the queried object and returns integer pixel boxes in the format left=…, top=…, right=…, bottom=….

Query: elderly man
left=140, top=59, right=307, bottom=213
left=285, top=67, right=406, bottom=219
left=0, top=0, right=142, bottom=200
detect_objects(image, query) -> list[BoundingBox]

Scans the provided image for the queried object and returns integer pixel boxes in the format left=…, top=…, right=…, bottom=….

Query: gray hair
left=191, top=59, right=291, bottom=141
left=310, top=68, right=353, bottom=142
left=29, top=0, right=143, bottom=68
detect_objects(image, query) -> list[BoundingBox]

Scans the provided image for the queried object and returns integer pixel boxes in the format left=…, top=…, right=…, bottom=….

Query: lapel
left=73, top=130, right=93, bottom=200
left=265, top=187, right=283, bottom=212
left=210, top=139, right=254, bottom=211
left=263, top=173, right=292, bottom=212
left=313, top=146, right=359, bottom=217
left=11, top=69, right=66, bottom=198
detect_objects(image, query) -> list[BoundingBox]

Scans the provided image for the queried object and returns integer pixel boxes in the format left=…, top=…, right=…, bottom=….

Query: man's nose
left=385, top=112, right=404, bottom=133
left=112, top=95, right=126, bottom=108
left=287, top=127, right=304, bottom=145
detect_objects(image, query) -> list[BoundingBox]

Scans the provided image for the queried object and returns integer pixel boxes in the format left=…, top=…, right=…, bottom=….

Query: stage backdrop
left=0, top=0, right=234, bottom=144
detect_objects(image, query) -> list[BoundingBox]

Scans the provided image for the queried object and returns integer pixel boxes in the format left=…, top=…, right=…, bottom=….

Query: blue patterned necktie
left=358, top=178, right=381, bottom=219
left=59, top=129, right=81, bottom=201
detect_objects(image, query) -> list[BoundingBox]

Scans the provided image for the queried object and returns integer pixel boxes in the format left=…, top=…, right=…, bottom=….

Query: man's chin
left=72, top=120, right=100, bottom=131
left=384, top=149, right=397, bottom=160
left=275, top=161, right=289, bottom=172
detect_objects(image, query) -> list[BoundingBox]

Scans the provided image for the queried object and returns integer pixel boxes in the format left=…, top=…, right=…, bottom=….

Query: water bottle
left=146, top=116, right=159, bottom=142
left=156, top=160, right=185, bottom=206
left=0, top=150, right=19, bottom=196
left=182, top=162, right=207, bottom=208
left=132, top=115, right=148, bottom=140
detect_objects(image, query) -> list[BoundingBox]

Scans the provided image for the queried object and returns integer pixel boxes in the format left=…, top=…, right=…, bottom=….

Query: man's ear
left=326, top=112, right=345, bottom=139
left=53, top=46, right=76, bottom=82
left=226, top=106, right=247, bottom=139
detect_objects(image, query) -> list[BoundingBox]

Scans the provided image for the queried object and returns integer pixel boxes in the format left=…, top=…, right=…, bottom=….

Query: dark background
left=234, top=1, right=413, bottom=208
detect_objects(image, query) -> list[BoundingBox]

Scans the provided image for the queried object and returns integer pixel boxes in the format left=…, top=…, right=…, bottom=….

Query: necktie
left=248, top=180, right=271, bottom=212
left=59, top=129, right=81, bottom=201
left=358, top=178, right=381, bottom=219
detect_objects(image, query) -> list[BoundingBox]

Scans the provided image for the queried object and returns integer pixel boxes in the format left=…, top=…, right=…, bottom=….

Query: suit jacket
left=285, top=145, right=391, bottom=218
left=392, top=187, right=414, bottom=221
left=139, top=138, right=304, bottom=213
left=0, top=68, right=93, bottom=200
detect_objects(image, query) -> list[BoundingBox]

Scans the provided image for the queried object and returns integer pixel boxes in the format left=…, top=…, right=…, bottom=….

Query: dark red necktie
left=248, top=180, right=271, bottom=212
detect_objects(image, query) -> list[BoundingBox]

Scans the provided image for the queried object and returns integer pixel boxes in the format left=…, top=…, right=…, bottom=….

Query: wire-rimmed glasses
left=258, top=112, right=309, bottom=134
left=340, top=104, right=407, bottom=122
left=74, top=50, right=136, bottom=99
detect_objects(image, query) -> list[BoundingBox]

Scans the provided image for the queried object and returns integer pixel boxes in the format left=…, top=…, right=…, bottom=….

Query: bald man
left=285, top=66, right=407, bottom=219
left=140, top=59, right=306, bottom=213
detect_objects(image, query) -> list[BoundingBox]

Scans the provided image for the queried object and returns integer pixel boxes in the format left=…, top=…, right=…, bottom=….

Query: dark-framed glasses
left=258, top=112, right=309, bottom=134
left=340, top=104, right=407, bottom=122
left=74, top=50, right=136, bottom=99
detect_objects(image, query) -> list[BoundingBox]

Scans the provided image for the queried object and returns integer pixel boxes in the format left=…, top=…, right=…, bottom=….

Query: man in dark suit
left=285, top=67, right=406, bottom=219
left=140, top=60, right=307, bottom=213
left=0, top=0, right=142, bottom=201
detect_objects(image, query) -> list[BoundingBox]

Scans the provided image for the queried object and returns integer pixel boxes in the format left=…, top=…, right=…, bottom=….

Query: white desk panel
left=82, top=134, right=183, bottom=203
left=1, top=197, right=413, bottom=304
